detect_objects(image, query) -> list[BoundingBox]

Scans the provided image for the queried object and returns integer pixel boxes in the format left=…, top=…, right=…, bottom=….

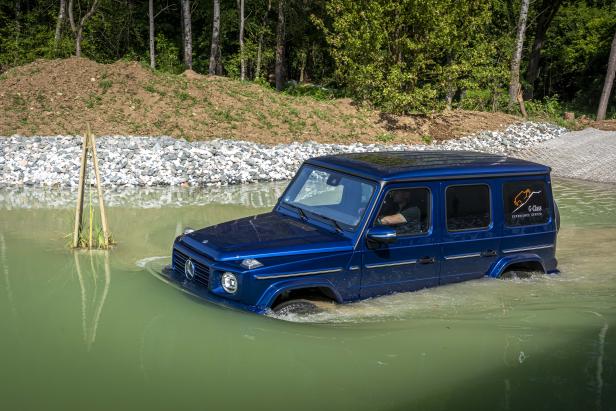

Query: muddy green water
left=0, top=179, right=615, bottom=411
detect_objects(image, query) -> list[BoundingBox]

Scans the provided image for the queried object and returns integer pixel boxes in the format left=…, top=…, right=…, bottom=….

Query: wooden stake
left=88, top=127, right=110, bottom=247
left=73, top=133, right=89, bottom=248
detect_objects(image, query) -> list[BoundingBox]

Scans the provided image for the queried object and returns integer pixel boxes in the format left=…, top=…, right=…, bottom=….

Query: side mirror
left=366, top=226, right=397, bottom=247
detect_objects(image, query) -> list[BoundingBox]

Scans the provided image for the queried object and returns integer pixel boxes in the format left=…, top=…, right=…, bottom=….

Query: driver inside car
left=376, top=190, right=420, bottom=230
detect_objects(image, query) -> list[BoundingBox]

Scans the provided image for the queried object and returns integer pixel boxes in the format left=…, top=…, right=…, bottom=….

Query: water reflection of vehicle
left=165, top=151, right=559, bottom=315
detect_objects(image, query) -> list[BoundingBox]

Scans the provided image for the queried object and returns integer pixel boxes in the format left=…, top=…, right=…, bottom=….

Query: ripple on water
left=141, top=257, right=585, bottom=325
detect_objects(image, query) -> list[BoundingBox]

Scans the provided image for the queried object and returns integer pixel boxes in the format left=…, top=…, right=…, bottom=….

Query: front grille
left=173, top=248, right=211, bottom=288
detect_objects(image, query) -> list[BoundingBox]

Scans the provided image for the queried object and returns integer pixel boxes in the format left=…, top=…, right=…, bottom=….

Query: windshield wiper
left=312, top=213, right=344, bottom=234
left=284, top=203, right=308, bottom=222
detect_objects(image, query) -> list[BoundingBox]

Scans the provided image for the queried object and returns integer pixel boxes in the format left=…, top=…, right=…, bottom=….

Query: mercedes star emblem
left=184, top=259, right=195, bottom=280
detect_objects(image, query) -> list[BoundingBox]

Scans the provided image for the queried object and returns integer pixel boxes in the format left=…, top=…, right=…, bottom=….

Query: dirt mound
left=0, top=57, right=520, bottom=144
left=592, top=120, right=616, bottom=132
left=182, top=69, right=205, bottom=80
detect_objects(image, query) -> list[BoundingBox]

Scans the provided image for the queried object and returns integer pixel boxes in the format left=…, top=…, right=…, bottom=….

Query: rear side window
left=376, top=188, right=431, bottom=236
left=504, top=181, right=549, bottom=226
left=446, top=185, right=491, bottom=231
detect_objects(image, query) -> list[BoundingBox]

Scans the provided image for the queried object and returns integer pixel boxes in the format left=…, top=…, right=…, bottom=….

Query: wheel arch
left=256, top=278, right=343, bottom=309
left=489, top=254, right=547, bottom=278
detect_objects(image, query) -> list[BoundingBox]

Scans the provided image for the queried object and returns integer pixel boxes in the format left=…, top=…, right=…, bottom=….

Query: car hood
left=180, top=211, right=353, bottom=261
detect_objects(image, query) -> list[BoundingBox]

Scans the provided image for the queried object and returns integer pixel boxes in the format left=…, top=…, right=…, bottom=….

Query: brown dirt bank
left=0, top=57, right=520, bottom=144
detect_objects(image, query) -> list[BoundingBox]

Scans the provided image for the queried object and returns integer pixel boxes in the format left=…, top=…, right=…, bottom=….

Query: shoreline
left=0, top=122, right=565, bottom=188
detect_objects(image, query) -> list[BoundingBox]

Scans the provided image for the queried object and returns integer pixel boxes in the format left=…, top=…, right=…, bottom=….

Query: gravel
left=0, top=122, right=566, bottom=188
left=514, top=127, right=616, bottom=184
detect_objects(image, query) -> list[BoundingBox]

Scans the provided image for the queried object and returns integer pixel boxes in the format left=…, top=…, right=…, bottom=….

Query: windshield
left=281, top=165, right=376, bottom=229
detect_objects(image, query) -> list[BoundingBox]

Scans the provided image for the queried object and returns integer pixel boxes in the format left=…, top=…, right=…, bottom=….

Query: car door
left=360, top=182, right=441, bottom=298
left=440, top=180, right=501, bottom=284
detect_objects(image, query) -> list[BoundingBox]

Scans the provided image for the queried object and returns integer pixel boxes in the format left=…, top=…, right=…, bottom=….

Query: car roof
left=305, top=151, right=550, bottom=182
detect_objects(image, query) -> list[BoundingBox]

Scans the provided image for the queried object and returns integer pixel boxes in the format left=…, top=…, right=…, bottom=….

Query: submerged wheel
left=500, top=270, right=543, bottom=279
left=272, top=299, right=321, bottom=315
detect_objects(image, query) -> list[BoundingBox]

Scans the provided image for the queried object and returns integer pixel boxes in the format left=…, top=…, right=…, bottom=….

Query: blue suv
left=165, top=151, right=559, bottom=315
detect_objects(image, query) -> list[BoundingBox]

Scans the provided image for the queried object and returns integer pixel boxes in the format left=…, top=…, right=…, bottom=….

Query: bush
left=155, top=34, right=183, bottom=74
left=525, top=96, right=563, bottom=119
left=283, top=83, right=339, bottom=100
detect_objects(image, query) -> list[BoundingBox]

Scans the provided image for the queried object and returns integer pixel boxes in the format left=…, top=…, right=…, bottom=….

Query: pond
left=0, top=179, right=615, bottom=411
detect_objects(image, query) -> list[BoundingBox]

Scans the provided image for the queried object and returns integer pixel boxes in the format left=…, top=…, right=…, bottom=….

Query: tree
left=54, top=0, right=67, bottom=51
left=597, top=30, right=616, bottom=121
left=149, top=0, right=155, bottom=68
left=209, top=0, right=221, bottom=75
left=239, top=0, right=246, bottom=80
left=525, top=0, right=561, bottom=99
left=275, top=0, right=285, bottom=90
left=68, top=0, right=100, bottom=57
left=509, top=0, right=530, bottom=116
left=255, top=0, right=272, bottom=79
left=180, top=0, right=192, bottom=69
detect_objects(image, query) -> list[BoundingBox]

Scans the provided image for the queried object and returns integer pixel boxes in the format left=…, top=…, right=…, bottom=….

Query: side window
left=375, top=188, right=430, bottom=235
left=446, top=185, right=491, bottom=231
left=503, top=181, right=549, bottom=226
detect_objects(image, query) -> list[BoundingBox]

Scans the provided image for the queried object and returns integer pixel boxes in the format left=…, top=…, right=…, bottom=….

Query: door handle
left=481, top=249, right=497, bottom=257
left=418, top=256, right=435, bottom=264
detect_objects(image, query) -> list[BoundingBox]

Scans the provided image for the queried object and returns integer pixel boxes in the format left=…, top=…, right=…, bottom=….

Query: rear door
left=360, top=182, right=441, bottom=298
left=500, top=176, right=557, bottom=266
left=440, top=180, right=501, bottom=284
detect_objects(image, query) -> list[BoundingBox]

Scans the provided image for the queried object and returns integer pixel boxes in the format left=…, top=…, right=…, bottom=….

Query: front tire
left=272, top=299, right=320, bottom=315
left=500, top=270, right=543, bottom=279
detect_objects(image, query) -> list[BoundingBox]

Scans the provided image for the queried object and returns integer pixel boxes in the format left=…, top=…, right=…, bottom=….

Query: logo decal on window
left=504, top=182, right=548, bottom=226
left=512, top=188, right=542, bottom=213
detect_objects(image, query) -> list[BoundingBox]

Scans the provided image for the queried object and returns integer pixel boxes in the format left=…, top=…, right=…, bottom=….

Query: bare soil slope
left=0, top=58, right=520, bottom=144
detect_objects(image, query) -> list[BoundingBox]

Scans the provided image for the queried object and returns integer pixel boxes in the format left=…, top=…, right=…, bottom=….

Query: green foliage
left=421, top=135, right=433, bottom=144
left=375, top=133, right=395, bottom=143
left=99, top=79, right=112, bottom=92
left=525, top=96, right=564, bottom=119
left=283, top=83, right=339, bottom=100
left=0, top=0, right=615, bottom=117
left=155, top=33, right=183, bottom=74
left=85, top=93, right=102, bottom=108
left=541, top=2, right=616, bottom=110
left=321, top=0, right=511, bottom=114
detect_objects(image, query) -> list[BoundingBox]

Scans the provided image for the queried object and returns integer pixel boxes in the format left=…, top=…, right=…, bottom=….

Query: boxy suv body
left=166, top=151, right=559, bottom=314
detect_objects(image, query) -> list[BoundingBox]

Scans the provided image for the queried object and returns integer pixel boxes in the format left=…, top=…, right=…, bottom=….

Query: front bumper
left=160, top=265, right=266, bottom=314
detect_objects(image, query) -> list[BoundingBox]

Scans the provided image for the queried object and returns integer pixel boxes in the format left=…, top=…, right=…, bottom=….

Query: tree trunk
left=149, top=0, right=155, bottom=69
left=255, top=0, right=272, bottom=79
left=75, top=28, right=83, bottom=57
left=15, top=0, right=21, bottom=35
left=209, top=0, right=221, bottom=75
left=509, top=0, right=530, bottom=107
left=68, top=0, right=100, bottom=58
left=525, top=0, right=561, bottom=99
left=275, top=0, right=286, bottom=91
left=238, top=0, right=245, bottom=80
left=239, top=0, right=245, bottom=80
left=14, top=0, right=21, bottom=65
left=299, top=63, right=305, bottom=83
left=597, top=31, right=616, bottom=121
left=181, top=0, right=192, bottom=69
left=54, top=0, right=67, bottom=51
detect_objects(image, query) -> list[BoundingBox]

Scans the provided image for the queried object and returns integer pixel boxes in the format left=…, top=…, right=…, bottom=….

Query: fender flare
left=256, top=278, right=343, bottom=309
left=488, top=254, right=547, bottom=278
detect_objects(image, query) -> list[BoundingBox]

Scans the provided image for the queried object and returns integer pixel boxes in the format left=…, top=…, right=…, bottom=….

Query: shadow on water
left=385, top=317, right=616, bottom=411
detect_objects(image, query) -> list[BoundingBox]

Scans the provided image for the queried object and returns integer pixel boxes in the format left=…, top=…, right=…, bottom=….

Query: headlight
left=221, top=272, right=238, bottom=294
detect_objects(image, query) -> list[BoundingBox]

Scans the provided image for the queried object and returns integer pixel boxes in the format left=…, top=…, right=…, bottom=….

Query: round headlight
left=221, top=272, right=238, bottom=294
